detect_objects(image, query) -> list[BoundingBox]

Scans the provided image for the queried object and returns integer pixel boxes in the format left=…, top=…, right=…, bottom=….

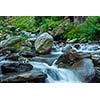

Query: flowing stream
left=29, top=61, right=81, bottom=83
left=29, top=43, right=100, bottom=83
left=0, top=42, right=100, bottom=83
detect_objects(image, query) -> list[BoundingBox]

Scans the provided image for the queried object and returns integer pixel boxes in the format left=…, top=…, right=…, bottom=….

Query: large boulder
left=34, top=32, right=53, bottom=54
left=55, top=49, right=80, bottom=68
left=72, top=58, right=95, bottom=82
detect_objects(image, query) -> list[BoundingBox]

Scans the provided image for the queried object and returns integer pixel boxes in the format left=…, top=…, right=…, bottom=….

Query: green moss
left=37, top=40, right=53, bottom=51
left=12, top=42, right=21, bottom=49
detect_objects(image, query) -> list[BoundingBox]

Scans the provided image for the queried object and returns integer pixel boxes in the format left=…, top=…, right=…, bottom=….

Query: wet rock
left=34, top=32, right=53, bottom=54
left=27, top=37, right=36, bottom=44
left=6, top=53, right=19, bottom=61
left=56, top=49, right=80, bottom=67
left=0, top=72, right=47, bottom=83
left=21, top=51, right=35, bottom=58
left=20, top=46, right=32, bottom=52
left=91, top=55, right=100, bottom=66
left=0, top=47, right=18, bottom=56
left=74, top=43, right=80, bottom=49
left=72, top=58, right=95, bottom=82
left=94, top=67, right=100, bottom=81
left=62, top=45, right=72, bottom=53
left=77, top=52, right=91, bottom=59
left=1, top=63, right=33, bottom=74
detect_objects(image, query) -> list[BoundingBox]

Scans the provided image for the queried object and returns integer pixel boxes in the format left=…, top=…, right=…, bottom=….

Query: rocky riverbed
left=0, top=27, right=100, bottom=83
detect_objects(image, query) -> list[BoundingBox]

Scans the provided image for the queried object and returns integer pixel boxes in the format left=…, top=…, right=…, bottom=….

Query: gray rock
left=62, top=44, right=72, bottom=53
left=91, top=55, right=100, bottom=66
left=0, top=72, right=47, bottom=83
left=0, top=36, right=23, bottom=47
left=72, top=58, right=95, bottom=82
left=35, top=32, right=53, bottom=53
left=77, top=52, right=91, bottom=59
left=51, top=18, right=69, bottom=37
left=6, top=53, right=19, bottom=61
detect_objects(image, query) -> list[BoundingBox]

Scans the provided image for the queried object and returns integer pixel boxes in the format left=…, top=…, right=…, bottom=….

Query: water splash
left=29, top=61, right=81, bottom=83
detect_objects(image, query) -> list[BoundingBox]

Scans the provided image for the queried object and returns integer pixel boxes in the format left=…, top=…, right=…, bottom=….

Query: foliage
left=63, top=16, right=100, bottom=40
left=7, top=16, right=36, bottom=31
left=0, top=16, right=100, bottom=41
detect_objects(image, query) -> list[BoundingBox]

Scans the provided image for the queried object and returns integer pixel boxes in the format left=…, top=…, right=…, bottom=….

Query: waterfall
left=29, top=61, right=81, bottom=83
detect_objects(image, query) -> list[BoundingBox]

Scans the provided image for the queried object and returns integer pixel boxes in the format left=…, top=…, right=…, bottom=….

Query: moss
left=37, top=40, right=53, bottom=51
left=12, top=42, right=22, bottom=49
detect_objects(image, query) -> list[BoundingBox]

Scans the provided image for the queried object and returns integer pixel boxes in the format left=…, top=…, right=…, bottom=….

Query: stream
left=31, top=42, right=100, bottom=83
left=0, top=39, right=100, bottom=83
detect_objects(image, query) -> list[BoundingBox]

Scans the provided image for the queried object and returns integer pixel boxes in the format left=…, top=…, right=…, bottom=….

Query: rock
left=77, top=52, right=91, bottom=59
left=74, top=43, right=80, bottom=49
left=32, top=28, right=40, bottom=34
left=21, top=51, right=35, bottom=58
left=62, top=44, right=72, bottom=53
left=55, top=49, right=80, bottom=67
left=21, top=40, right=33, bottom=47
left=0, top=36, right=23, bottom=48
left=50, top=18, right=69, bottom=37
left=94, top=67, right=100, bottom=81
left=91, top=55, right=100, bottom=66
left=6, top=53, right=19, bottom=61
left=1, top=63, right=33, bottom=74
left=80, top=38, right=88, bottom=43
left=32, top=56, right=58, bottom=66
left=34, top=32, right=53, bottom=54
left=67, top=39, right=78, bottom=43
left=0, top=47, right=18, bottom=56
left=20, top=46, right=32, bottom=52
left=72, top=58, right=95, bottom=82
left=0, top=72, right=47, bottom=83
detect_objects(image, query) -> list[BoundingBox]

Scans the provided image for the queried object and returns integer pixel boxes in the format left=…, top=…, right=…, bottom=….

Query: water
left=29, top=61, right=81, bottom=83
left=0, top=42, right=99, bottom=83
left=72, top=43, right=100, bottom=54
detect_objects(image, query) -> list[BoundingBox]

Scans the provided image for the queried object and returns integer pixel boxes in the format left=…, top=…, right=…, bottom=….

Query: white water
left=0, top=43, right=99, bottom=83
left=29, top=61, right=81, bottom=83
left=72, top=43, right=100, bottom=54
left=28, top=43, right=100, bottom=83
